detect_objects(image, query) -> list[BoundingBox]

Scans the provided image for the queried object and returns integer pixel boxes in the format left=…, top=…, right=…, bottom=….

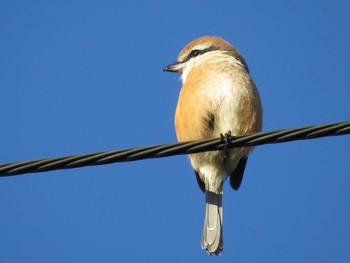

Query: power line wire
left=0, top=121, right=349, bottom=177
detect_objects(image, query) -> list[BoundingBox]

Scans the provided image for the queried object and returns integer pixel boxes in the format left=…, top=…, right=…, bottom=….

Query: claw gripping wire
left=0, top=121, right=349, bottom=177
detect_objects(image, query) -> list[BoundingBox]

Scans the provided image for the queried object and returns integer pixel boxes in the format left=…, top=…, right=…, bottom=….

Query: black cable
left=0, top=121, right=349, bottom=177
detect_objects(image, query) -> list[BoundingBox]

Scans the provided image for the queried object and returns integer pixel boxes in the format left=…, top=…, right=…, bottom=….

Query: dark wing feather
left=194, top=170, right=205, bottom=192
left=229, top=157, right=248, bottom=190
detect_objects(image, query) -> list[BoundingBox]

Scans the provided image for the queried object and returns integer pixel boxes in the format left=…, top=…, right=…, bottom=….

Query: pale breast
left=175, top=53, right=262, bottom=144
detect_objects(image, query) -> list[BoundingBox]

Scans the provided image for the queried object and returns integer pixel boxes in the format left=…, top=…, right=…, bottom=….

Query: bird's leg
left=220, top=131, right=233, bottom=161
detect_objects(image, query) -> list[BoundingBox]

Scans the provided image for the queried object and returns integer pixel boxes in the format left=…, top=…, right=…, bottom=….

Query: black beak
left=163, top=61, right=181, bottom=73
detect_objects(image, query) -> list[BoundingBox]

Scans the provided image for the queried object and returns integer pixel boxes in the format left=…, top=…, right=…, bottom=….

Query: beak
left=163, top=61, right=183, bottom=73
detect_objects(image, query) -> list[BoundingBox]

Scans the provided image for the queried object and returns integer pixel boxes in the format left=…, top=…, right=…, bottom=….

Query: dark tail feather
left=201, top=190, right=223, bottom=255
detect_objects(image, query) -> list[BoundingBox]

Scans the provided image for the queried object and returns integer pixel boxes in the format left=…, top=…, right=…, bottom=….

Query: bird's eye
left=190, top=49, right=201, bottom=58
left=182, top=48, right=211, bottom=63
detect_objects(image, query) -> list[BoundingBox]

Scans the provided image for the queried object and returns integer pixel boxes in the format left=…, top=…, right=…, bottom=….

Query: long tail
left=201, top=189, right=223, bottom=255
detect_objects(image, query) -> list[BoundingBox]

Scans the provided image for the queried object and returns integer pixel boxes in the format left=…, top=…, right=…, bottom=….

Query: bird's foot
left=220, top=131, right=233, bottom=161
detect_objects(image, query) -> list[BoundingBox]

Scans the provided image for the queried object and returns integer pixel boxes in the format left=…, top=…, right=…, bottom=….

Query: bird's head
left=163, top=36, right=248, bottom=76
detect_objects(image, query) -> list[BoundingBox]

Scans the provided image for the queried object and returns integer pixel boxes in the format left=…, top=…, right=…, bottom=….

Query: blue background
left=1, top=1, right=350, bottom=262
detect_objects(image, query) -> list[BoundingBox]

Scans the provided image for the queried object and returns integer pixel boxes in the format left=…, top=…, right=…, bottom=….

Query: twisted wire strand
left=0, top=121, right=349, bottom=177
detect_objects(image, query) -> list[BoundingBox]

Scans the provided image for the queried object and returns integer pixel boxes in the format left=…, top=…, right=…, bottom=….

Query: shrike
left=164, top=36, right=262, bottom=255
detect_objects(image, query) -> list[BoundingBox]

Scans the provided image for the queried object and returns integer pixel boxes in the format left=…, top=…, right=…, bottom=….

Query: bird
left=163, top=36, right=262, bottom=255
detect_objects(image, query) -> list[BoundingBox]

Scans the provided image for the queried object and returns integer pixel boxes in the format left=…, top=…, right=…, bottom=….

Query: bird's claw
left=220, top=131, right=233, bottom=161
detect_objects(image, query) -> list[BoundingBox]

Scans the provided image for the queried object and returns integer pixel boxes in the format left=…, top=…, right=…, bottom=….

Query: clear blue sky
left=1, top=1, right=350, bottom=262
